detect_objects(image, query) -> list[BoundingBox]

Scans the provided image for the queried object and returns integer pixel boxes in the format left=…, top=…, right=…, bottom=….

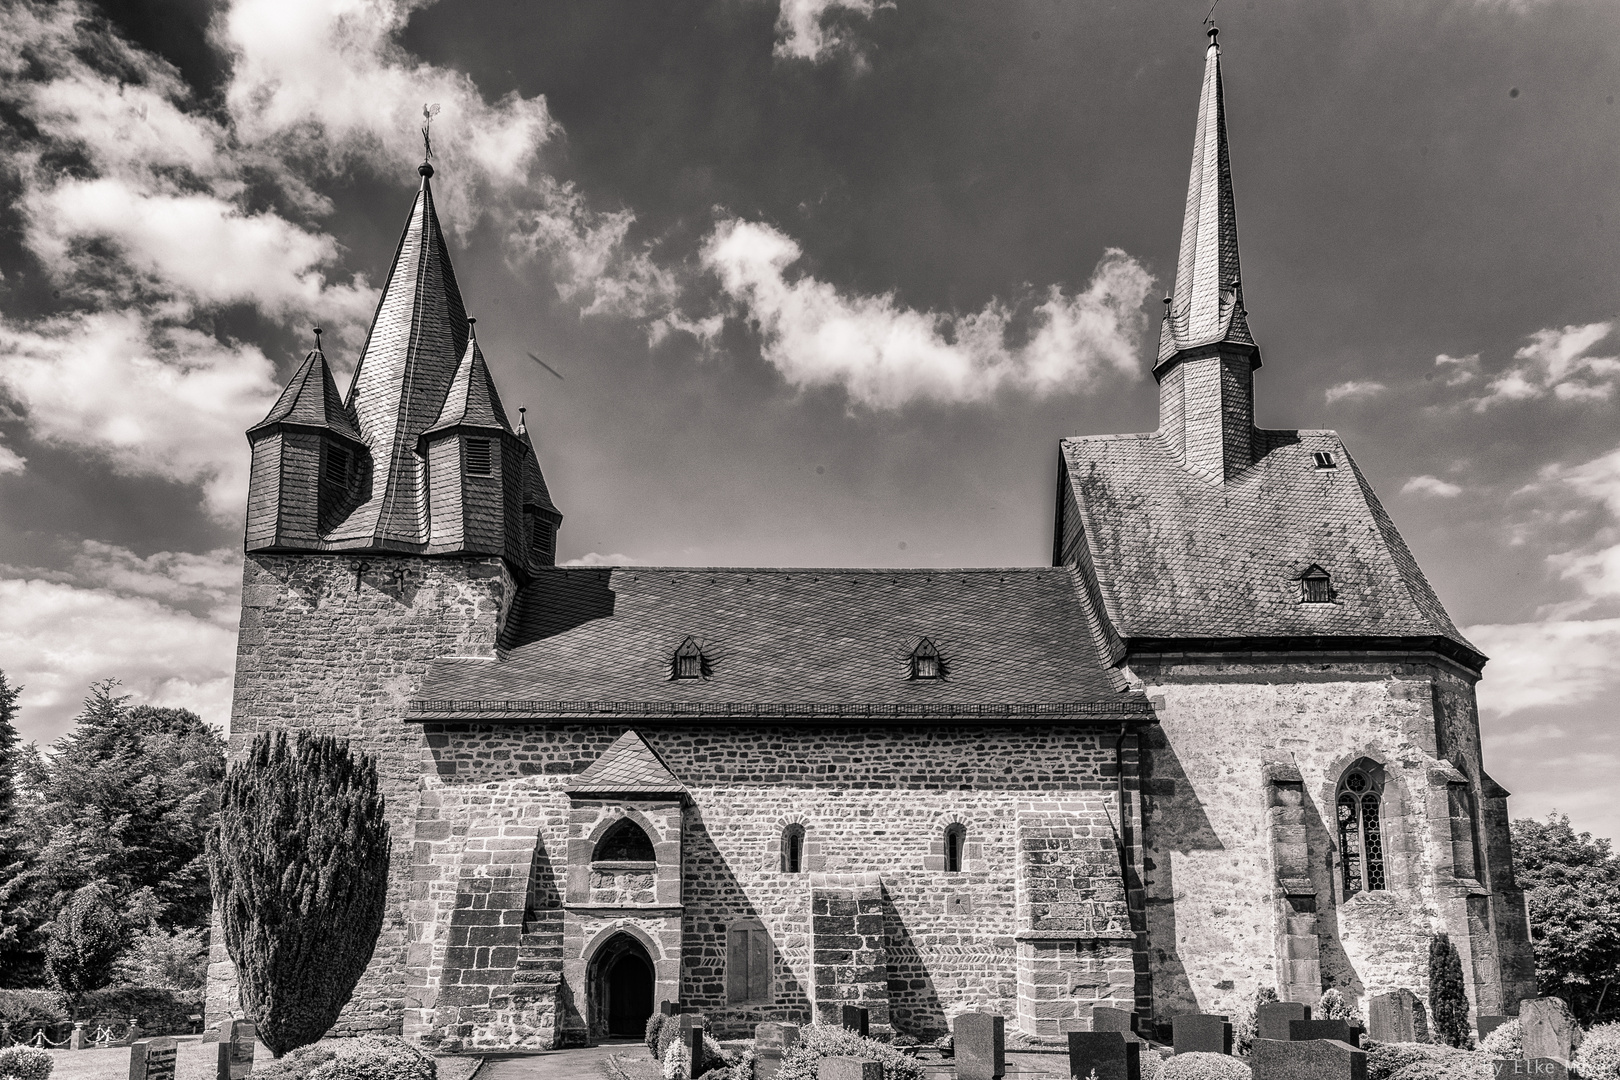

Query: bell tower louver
left=1155, top=26, right=1261, bottom=483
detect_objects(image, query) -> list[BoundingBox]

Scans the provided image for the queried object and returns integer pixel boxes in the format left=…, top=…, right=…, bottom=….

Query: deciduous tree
left=1513, top=814, right=1620, bottom=1023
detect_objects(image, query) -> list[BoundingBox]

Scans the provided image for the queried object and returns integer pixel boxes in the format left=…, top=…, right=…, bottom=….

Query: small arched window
left=673, top=636, right=706, bottom=680
left=781, top=824, right=805, bottom=874
left=1337, top=761, right=1387, bottom=896
left=944, top=823, right=967, bottom=873
left=594, top=818, right=656, bottom=863
left=910, top=638, right=944, bottom=680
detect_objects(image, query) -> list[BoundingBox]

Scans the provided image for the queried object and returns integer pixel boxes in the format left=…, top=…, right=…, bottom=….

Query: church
left=207, top=29, right=1537, bottom=1050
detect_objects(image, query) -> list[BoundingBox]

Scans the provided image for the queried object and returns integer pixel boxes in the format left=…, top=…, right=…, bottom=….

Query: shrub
left=255, top=1038, right=434, bottom=1080
left=1142, top=1050, right=1169, bottom=1080
left=1428, top=934, right=1473, bottom=1049
left=1234, top=986, right=1280, bottom=1056
left=208, top=732, right=391, bottom=1058
left=1478, top=1019, right=1521, bottom=1058
left=646, top=1013, right=667, bottom=1059
left=697, top=1049, right=754, bottom=1080
left=78, top=987, right=203, bottom=1034
left=111, top=926, right=208, bottom=991
left=1364, top=1040, right=1467, bottom=1080
left=656, top=1017, right=683, bottom=1060
left=0, top=1045, right=54, bottom=1080
left=777, top=1024, right=926, bottom=1080
left=0, top=991, right=66, bottom=1027
left=1159, top=1051, right=1252, bottom=1080
left=1574, top=1022, right=1620, bottom=1080
left=1319, top=989, right=1357, bottom=1022
left=254, top=1042, right=338, bottom=1080
left=1385, top=1055, right=1492, bottom=1080
left=44, top=884, right=124, bottom=1013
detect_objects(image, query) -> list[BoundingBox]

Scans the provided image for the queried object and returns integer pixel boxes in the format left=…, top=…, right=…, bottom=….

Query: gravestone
left=215, top=1019, right=255, bottom=1080
left=70, top=1024, right=86, bottom=1051
left=954, top=1013, right=1005, bottom=1080
left=839, top=1005, right=869, bottom=1037
left=1252, top=1037, right=1367, bottom=1080
left=1493, top=1060, right=1570, bottom=1080
left=1290, top=1019, right=1361, bottom=1048
left=130, top=1037, right=178, bottom=1080
left=1173, top=1014, right=1233, bottom=1055
left=1368, top=990, right=1427, bottom=1045
left=1256, top=1002, right=1310, bottom=1042
left=1478, top=1015, right=1514, bottom=1042
left=659, top=1001, right=681, bottom=1016
left=678, top=1015, right=705, bottom=1080
left=818, top=1059, right=883, bottom=1080
left=1520, top=998, right=1582, bottom=1067
left=1092, top=1006, right=1140, bottom=1035
left=1067, top=1031, right=1142, bottom=1080
left=756, top=1022, right=801, bottom=1080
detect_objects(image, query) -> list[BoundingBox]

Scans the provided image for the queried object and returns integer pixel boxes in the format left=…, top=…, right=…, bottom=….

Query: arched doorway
left=589, top=932, right=655, bottom=1039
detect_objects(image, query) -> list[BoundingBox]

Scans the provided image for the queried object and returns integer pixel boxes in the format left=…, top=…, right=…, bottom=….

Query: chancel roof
left=410, top=567, right=1150, bottom=720
left=1058, top=429, right=1482, bottom=667
left=565, top=731, right=686, bottom=797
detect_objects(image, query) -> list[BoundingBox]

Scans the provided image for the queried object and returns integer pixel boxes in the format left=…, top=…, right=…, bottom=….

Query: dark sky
left=0, top=0, right=1616, bottom=837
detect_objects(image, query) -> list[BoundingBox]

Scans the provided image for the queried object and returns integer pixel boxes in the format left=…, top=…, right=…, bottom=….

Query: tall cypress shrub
left=208, top=732, right=390, bottom=1057
left=1429, top=931, right=1473, bottom=1048
left=45, top=883, right=124, bottom=1016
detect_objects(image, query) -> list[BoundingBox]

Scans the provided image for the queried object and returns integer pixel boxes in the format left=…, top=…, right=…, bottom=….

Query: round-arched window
left=1337, top=762, right=1387, bottom=896
left=594, top=818, right=656, bottom=863
left=781, top=824, right=805, bottom=874
left=944, top=823, right=967, bottom=874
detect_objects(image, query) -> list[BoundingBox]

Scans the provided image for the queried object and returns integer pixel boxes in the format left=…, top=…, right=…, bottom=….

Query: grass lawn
left=41, top=1039, right=484, bottom=1080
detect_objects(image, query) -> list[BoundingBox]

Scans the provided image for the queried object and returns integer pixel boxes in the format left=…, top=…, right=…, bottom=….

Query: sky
left=0, top=0, right=1616, bottom=838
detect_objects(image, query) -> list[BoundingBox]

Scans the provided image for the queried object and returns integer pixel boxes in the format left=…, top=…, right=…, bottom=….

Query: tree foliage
left=44, top=883, right=123, bottom=1014
left=1429, top=931, right=1472, bottom=1049
left=1512, top=814, right=1620, bottom=1023
left=208, top=731, right=391, bottom=1057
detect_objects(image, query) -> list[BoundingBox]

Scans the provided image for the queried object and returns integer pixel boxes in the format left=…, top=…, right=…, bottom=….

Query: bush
left=1386, top=1055, right=1492, bottom=1080
left=1159, top=1052, right=1251, bottom=1080
left=208, top=732, right=392, bottom=1058
left=0, top=1045, right=54, bottom=1080
left=1319, top=989, right=1357, bottom=1022
left=1574, top=1022, right=1620, bottom=1080
left=1364, top=1041, right=1467, bottom=1080
left=255, top=1038, right=434, bottom=1080
left=645, top=1013, right=667, bottom=1058
left=111, top=926, right=208, bottom=991
left=656, top=1017, right=683, bottom=1060
left=44, top=885, right=123, bottom=1012
left=77, top=987, right=203, bottom=1034
left=1478, top=1019, right=1521, bottom=1058
left=777, top=1024, right=926, bottom=1080
left=0, top=991, right=66, bottom=1027
left=1428, top=934, right=1473, bottom=1049
left=1234, top=986, right=1280, bottom=1056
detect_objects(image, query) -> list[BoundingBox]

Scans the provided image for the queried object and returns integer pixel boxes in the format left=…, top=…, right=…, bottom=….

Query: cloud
left=700, top=219, right=1154, bottom=409
left=0, top=442, right=24, bottom=475
left=1468, top=322, right=1618, bottom=409
left=561, top=552, right=644, bottom=567
left=1468, top=617, right=1620, bottom=717
left=1401, top=475, right=1463, bottom=498
left=772, top=0, right=889, bottom=63
left=1434, top=352, right=1480, bottom=387
left=1324, top=380, right=1388, bottom=404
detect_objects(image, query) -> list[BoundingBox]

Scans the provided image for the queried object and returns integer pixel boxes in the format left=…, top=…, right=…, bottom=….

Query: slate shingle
left=565, top=730, right=686, bottom=796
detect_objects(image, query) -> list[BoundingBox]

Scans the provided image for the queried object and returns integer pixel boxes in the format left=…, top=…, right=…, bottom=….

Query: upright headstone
left=756, top=1022, right=801, bottom=1080
left=954, top=1013, right=1005, bottom=1080
left=1251, top=1038, right=1366, bottom=1080
left=1067, top=1031, right=1142, bottom=1080
left=1290, top=1019, right=1361, bottom=1048
left=1173, top=1014, right=1233, bottom=1055
left=1368, top=990, right=1427, bottom=1045
left=678, top=1015, right=705, bottom=1080
left=1092, top=1006, right=1140, bottom=1035
left=818, top=1059, right=883, bottom=1080
left=216, top=1020, right=256, bottom=1080
left=1478, top=1015, right=1514, bottom=1042
left=1520, top=998, right=1583, bottom=1068
left=1256, top=1002, right=1310, bottom=1042
left=130, top=1037, right=178, bottom=1080
left=839, top=1005, right=869, bottom=1037
left=659, top=1000, right=680, bottom=1016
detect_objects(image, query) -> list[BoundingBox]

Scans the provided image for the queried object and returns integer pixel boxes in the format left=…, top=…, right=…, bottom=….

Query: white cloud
left=1324, top=380, right=1388, bottom=404
left=773, top=0, right=889, bottom=62
left=1434, top=353, right=1480, bottom=387
left=561, top=552, right=645, bottom=567
left=1468, top=617, right=1620, bottom=717
left=0, top=442, right=24, bottom=475
left=1468, top=322, right=1618, bottom=409
left=701, top=219, right=1154, bottom=409
left=1401, top=475, right=1463, bottom=498
left=68, top=542, right=241, bottom=620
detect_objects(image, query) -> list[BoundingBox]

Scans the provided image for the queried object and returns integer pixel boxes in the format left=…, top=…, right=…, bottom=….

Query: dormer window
left=673, top=636, right=706, bottom=680
left=1301, top=566, right=1332, bottom=604
left=465, top=438, right=493, bottom=477
left=909, top=638, right=943, bottom=680
left=1313, top=451, right=1337, bottom=470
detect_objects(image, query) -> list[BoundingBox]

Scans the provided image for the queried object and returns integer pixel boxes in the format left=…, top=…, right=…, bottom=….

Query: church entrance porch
left=590, top=932, right=655, bottom=1038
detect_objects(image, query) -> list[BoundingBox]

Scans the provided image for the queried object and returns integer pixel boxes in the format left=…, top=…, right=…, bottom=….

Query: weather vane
left=421, top=102, right=441, bottom=162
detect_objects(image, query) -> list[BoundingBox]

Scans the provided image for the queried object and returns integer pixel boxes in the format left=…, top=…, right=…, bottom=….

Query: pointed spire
left=1157, top=24, right=1255, bottom=369
left=334, top=162, right=470, bottom=544
left=421, top=318, right=514, bottom=442
left=249, top=329, right=361, bottom=443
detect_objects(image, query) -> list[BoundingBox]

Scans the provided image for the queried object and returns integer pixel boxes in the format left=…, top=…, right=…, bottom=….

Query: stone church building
left=208, top=31, right=1537, bottom=1049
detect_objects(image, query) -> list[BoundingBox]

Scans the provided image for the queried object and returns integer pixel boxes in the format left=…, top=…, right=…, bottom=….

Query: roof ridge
left=544, top=565, right=1072, bottom=574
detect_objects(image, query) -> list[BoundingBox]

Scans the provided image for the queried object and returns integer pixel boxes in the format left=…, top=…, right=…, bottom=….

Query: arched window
left=594, top=818, right=656, bottom=863
left=781, top=824, right=805, bottom=874
left=1337, top=762, right=1387, bottom=896
left=909, top=638, right=944, bottom=680
left=944, top=823, right=967, bottom=873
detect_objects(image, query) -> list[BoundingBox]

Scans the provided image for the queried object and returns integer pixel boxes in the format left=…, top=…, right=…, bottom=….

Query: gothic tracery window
left=1337, top=762, right=1387, bottom=896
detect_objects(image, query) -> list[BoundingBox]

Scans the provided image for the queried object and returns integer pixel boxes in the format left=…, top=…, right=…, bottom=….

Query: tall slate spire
left=1157, top=26, right=1255, bottom=370
left=330, top=162, right=469, bottom=546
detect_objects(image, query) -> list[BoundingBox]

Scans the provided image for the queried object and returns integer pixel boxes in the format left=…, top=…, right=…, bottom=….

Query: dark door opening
left=590, top=933, right=655, bottom=1039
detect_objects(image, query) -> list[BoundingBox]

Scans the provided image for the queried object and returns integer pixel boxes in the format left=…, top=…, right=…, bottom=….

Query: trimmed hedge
left=777, top=1025, right=925, bottom=1080
left=1160, top=1052, right=1251, bottom=1080
left=79, top=987, right=203, bottom=1034
left=1574, top=1022, right=1620, bottom=1080
left=0, top=1045, right=54, bottom=1080
left=254, top=1038, right=434, bottom=1080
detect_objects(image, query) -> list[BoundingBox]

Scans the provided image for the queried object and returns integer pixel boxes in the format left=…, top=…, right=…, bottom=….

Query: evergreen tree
left=1429, top=931, right=1472, bottom=1048
left=45, top=883, right=124, bottom=1016
left=208, top=731, right=391, bottom=1057
left=0, top=670, right=19, bottom=833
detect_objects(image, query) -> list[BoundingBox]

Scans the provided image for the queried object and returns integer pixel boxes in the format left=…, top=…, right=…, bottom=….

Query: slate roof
left=248, top=347, right=362, bottom=443
left=421, top=329, right=513, bottom=443
left=1058, top=428, right=1483, bottom=667
left=565, top=731, right=686, bottom=796
left=411, top=567, right=1150, bottom=720
left=1158, top=27, right=1255, bottom=369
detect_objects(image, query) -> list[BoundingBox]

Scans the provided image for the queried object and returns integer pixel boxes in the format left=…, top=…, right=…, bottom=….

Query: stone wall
left=1127, top=650, right=1531, bottom=1025
left=207, top=552, right=513, bottom=1035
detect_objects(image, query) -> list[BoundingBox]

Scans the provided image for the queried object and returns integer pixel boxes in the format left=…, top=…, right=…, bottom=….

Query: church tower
left=211, top=160, right=564, bottom=1034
